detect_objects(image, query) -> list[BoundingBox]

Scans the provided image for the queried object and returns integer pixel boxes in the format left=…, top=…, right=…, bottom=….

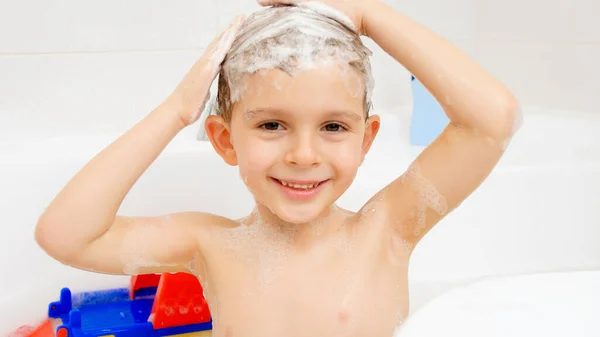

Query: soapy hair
left=215, top=4, right=374, bottom=122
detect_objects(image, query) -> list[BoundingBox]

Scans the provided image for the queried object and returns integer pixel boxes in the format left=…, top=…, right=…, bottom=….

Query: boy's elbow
left=502, top=92, right=522, bottom=136
left=35, top=216, right=75, bottom=264
left=35, top=218, right=58, bottom=257
left=488, top=90, right=522, bottom=140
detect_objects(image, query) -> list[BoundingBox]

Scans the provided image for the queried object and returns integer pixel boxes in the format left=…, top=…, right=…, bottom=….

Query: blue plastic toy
left=409, top=75, right=449, bottom=146
left=48, top=273, right=213, bottom=337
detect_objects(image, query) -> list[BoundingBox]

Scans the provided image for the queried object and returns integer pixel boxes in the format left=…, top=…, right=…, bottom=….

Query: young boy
left=35, top=0, right=520, bottom=336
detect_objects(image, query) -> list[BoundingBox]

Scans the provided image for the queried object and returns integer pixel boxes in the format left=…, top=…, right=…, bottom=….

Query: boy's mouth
left=272, top=178, right=326, bottom=190
left=271, top=178, right=329, bottom=200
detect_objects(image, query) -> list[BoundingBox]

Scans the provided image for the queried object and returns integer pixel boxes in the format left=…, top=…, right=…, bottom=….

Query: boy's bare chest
left=203, top=228, right=410, bottom=337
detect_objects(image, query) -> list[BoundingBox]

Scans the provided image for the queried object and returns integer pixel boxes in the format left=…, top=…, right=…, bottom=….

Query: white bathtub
left=397, top=270, right=600, bottom=336
left=1, top=107, right=599, bottom=335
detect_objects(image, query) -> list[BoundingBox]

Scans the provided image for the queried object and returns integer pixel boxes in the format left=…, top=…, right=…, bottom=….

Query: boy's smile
left=206, top=64, right=380, bottom=225
left=271, top=177, right=330, bottom=201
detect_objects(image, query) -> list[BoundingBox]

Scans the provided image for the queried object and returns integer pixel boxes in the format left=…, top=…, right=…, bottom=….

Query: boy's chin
left=271, top=203, right=330, bottom=225
left=278, top=212, right=319, bottom=225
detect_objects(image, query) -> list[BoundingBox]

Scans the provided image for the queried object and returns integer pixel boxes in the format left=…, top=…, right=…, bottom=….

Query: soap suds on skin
left=119, top=216, right=183, bottom=274
left=184, top=253, right=200, bottom=276
left=221, top=208, right=299, bottom=292
left=388, top=233, right=413, bottom=266
left=400, top=163, right=448, bottom=237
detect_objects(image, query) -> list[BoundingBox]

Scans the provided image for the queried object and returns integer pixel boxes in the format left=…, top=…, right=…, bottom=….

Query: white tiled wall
left=0, top=0, right=597, bottom=140
left=475, top=0, right=600, bottom=112
left=0, top=0, right=218, bottom=53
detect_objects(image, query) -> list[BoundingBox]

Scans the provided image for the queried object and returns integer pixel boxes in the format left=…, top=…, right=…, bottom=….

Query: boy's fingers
left=204, top=15, right=244, bottom=76
left=205, top=15, right=244, bottom=58
left=170, top=14, right=243, bottom=123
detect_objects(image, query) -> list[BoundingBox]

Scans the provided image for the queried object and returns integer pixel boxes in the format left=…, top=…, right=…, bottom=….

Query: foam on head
left=215, top=4, right=374, bottom=120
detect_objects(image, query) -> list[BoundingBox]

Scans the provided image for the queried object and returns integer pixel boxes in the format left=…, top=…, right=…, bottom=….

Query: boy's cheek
left=236, top=143, right=278, bottom=183
left=330, top=142, right=363, bottom=168
left=238, top=141, right=277, bottom=166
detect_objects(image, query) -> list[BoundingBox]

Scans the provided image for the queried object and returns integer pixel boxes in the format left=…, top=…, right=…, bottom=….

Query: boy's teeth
left=279, top=180, right=319, bottom=189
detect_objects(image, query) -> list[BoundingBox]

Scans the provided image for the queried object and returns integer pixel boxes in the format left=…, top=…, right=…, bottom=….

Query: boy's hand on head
left=35, top=16, right=248, bottom=278
left=257, top=0, right=376, bottom=36
left=166, top=15, right=244, bottom=127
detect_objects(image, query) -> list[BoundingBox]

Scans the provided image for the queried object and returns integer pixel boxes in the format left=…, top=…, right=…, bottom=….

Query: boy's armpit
left=380, top=123, right=507, bottom=247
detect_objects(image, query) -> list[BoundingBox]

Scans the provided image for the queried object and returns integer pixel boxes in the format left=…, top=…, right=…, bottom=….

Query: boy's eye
left=260, top=122, right=283, bottom=131
left=323, top=123, right=346, bottom=132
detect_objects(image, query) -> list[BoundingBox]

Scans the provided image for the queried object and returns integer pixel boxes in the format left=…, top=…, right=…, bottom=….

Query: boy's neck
left=244, top=202, right=351, bottom=250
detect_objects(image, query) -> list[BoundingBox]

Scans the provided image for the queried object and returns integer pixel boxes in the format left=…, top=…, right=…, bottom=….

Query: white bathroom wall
left=475, top=0, right=600, bottom=112
left=2, top=0, right=597, bottom=141
left=0, top=0, right=218, bottom=140
left=0, top=0, right=476, bottom=140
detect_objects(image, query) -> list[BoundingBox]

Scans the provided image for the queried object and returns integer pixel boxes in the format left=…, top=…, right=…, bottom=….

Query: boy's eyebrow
left=244, top=108, right=362, bottom=122
left=244, top=108, right=272, bottom=120
left=327, top=110, right=363, bottom=122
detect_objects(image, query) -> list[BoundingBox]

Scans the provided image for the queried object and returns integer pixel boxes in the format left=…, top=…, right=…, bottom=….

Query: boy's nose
left=285, top=134, right=321, bottom=168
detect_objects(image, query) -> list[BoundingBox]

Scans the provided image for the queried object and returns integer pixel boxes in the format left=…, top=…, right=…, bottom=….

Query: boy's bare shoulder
left=166, top=211, right=241, bottom=254
left=172, top=211, right=241, bottom=231
left=171, top=211, right=251, bottom=247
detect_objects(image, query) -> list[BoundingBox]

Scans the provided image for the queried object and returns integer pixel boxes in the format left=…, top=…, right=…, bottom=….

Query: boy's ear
left=360, top=115, right=381, bottom=164
left=205, top=115, right=238, bottom=166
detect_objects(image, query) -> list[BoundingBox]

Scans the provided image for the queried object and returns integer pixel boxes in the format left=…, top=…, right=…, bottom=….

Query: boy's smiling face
left=207, top=64, right=380, bottom=224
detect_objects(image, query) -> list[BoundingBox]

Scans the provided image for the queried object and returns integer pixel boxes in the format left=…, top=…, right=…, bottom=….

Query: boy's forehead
left=239, top=65, right=366, bottom=106
left=241, top=106, right=363, bottom=123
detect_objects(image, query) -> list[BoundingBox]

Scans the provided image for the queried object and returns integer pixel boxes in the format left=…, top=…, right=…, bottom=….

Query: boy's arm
left=35, top=17, right=244, bottom=275
left=363, top=2, right=520, bottom=246
left=35, top=104, right=209, bottom=275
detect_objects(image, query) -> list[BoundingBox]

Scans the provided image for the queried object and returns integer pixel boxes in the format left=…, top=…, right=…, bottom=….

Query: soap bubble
left=400, top=163, right=448, bottom=237
left=120, top=218, right=179, bottom=274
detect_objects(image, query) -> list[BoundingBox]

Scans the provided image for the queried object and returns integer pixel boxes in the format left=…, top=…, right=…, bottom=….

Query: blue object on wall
left=409, top=75, right=449, bottom=146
